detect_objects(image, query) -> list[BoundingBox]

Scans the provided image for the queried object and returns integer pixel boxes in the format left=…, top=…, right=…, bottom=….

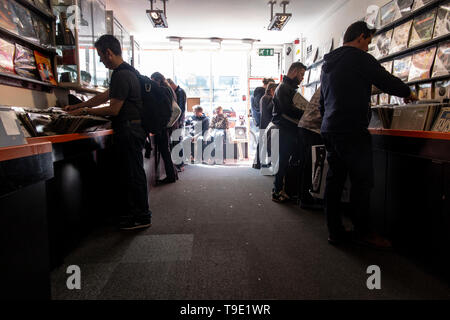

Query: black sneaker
left=328, top=230, right=354, bottom=245
left=156, top=177, right=176, bottom=185
left=119, top=218, right=151, bottom=231
left=272, top=191, right=289, bottom=203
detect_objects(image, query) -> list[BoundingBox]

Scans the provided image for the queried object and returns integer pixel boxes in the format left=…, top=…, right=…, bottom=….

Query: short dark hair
left=94, top=35, right=122, bottom=55
left=194, top=106, right=203, bottom=113
left=263, top=78, right=275, bottom=85
left=151, top=72, right=166, bottom=83
left=167, top=78, right=175, bottom=86
left=266, top=83, right=278, bottom=95
left=288, top=62, right=306, bottom=74
left=343, top=21, right=376, bottom=43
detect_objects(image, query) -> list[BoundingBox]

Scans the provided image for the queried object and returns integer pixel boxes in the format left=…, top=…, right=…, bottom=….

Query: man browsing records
left=320, top=21, right=416, bottom=247
left=64, top=35, right=151, bottom=231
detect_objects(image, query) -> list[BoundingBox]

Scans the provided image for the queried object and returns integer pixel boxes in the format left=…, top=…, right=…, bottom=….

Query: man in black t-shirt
left=65, top=35, right=151, bottom=231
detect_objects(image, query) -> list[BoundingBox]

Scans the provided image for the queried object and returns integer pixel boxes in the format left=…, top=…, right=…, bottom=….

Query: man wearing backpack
left=65, top=35, right=151, bottom=231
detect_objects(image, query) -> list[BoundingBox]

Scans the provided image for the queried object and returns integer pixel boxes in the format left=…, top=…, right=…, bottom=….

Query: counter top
left=369, top=129, right=450, bottom=141
left=0, top=141, right=52, bottom=162
left=27, top=130, right=113, bottom=144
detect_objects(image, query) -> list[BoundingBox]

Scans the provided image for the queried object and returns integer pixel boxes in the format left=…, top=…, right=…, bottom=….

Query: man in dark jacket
left=320, top=21, right=415, bottom=246
left=251, top=78, right=275, bottom=128
left=271, top=62, right=306, bottom=202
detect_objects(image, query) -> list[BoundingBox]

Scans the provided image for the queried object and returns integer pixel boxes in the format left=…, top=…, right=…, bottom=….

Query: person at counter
left=64, top=34, right=151, bottom=231
left=320, top=21, right=416, bottom=247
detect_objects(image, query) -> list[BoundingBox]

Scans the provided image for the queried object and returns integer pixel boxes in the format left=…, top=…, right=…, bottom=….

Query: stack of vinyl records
left=377, top=105, right=395, bottom=129
left=431, top=106, right=450, bottom=132
left=390, top=103, right=442, bottom=130
left=369, top=107, right=384, bottom=129
left=13, top=107, right=110, bottom=136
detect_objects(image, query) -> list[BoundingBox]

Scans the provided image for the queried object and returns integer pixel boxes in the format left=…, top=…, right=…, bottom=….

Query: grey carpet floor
left=51, top=164, right=450, bottom=300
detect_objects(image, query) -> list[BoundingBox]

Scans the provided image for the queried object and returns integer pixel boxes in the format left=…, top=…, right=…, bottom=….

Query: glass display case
left=52, top=0, right=108, bottom=92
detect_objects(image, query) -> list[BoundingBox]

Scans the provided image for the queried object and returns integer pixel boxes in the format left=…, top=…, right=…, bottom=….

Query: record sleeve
left=14, top=44, right=37, bottom=79
left=380, top=1, right=398, bottom=27
left=380, top=93, right=390, bottom=105
left=312, top=47, right=319, bottom=63
left=368, top=35, right=381, bottom=58
left=33, top=0, right=52, bottom=16
left=371, top=95, right=379, bottom=106
left=381, top=60, right=393, bottom=73
left=305, top=46, right=317, bottom=66
left=304, top=69, right=311, bottom=85
left=434, top=80, right=450, bottom=100
left=376, top=30, right=393, bottom=57
left=390, top=105, right=430, bottom=130
left=393, top=55, right=412, bottom=81
left=0, top=0, right=18, bottom=33
left=417, top=82, right=433, bottom=100
left=431, top=107, right=450, bottom=132
left=34, top=50, right=56, bottom=85
left=390, top=20, right=413, bottom=54
left=412, top=0, right=435, bottom=11
left=431, top=40, right=450, bottom=77
left=0, top=37, right=15, bottom=74
left=433, top=0, right=450, bottom=38
left=0, top=106, right=26, bottom=147
left=9, top=1, right=38, bottom=42
left=31, top=13, right=52, bottom=46
left=365, top=5, right=379, bottom=28
left=408, top=46, right=437, bottom=81
left=409, top=9, right=437, bottom=47
left=396, top=0, right=414, bottom=17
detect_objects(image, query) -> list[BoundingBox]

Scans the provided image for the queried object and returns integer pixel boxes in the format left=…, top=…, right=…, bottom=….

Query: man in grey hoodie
left=320, top=21, right=415, bottom=247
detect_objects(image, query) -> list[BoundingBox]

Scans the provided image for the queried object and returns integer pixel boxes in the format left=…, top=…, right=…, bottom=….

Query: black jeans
left=274, top=127, right=298, bottom=193
left=298, top=127, right=323, bottom=204
left=113, top=121, right=151, bottom=221
left=321, top=132, right=374, bottom=238
left=155, top=128, right=176, bottom=180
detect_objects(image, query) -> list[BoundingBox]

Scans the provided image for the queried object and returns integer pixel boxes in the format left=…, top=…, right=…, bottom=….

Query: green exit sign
left=259, top=48, right=274, bottom=56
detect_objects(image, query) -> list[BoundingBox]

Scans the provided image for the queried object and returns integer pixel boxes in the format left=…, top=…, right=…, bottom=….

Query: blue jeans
left=273, top=127, right=298, bottom=193
left=322, top=131, right=374, bottom=238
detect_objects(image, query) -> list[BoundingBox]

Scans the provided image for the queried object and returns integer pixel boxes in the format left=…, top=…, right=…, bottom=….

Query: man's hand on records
left=64, top=103, right=85, bottom=112
left=404, top=92, right=418, bottom=104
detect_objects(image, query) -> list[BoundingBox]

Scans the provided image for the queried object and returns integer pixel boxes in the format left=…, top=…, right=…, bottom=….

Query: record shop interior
left=0, top=0, right=449, bottom=301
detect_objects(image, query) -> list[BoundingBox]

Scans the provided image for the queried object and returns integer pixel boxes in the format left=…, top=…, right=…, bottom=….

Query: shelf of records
left=0, top=0, right=56, bottom=52
left=369, top=102, right=450, bottom=133
left=369, top=0, right=449, bottom=62
left=0, top=36, right=58, bottom=88
left=373, top=0, right=448, bottom=36
left=0, top=106, right=111, bottom=148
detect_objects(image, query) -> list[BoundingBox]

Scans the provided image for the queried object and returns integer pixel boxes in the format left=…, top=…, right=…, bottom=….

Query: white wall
left=302, top=0, right=388, bottom=58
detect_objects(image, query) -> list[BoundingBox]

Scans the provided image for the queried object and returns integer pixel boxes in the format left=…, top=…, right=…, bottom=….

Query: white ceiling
left=105, top=0, right=347, bottom=47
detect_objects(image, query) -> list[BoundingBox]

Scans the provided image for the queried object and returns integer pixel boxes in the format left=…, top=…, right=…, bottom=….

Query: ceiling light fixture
left=147, top=0, right=169, bottom=28
left=268, top=0, right=292, bottom=31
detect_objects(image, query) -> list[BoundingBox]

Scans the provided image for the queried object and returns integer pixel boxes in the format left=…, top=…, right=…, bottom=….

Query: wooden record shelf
left=14, top=0, right=56, bottom=21
left=58, top=83, right=107, bottom=95
left=375, top=0, right=446, bottom=36
left=0, top=71, right=56, bottom=91
left=0, top=25, right=57, bottom=55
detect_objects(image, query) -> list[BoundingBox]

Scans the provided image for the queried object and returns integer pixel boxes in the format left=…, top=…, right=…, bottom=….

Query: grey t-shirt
left=109, top=62, right=142, bottom=127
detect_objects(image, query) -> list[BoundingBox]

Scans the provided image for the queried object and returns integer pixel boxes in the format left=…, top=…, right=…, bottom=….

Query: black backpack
left=121, top=64, right=172, bottom=134
left=137, top=74, right=172, bottom=134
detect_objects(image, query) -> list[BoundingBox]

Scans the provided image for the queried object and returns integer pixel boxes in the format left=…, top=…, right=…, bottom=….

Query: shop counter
left=0, top=141, right=54, bottom=300
left=368, top=129, right=449, bottom=273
